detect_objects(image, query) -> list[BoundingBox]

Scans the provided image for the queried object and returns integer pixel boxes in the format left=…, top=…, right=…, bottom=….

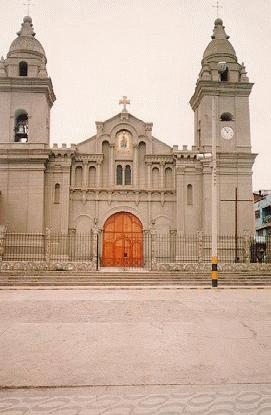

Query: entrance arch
left=101, top=212, right=143, bottom=267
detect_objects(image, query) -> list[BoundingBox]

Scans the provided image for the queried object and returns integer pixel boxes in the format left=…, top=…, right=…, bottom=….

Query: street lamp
left=197, top=96, right=218, bottom=287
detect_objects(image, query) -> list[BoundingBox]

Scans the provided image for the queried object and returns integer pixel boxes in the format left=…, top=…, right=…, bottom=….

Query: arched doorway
left=102, top=212, right=143, bottom=267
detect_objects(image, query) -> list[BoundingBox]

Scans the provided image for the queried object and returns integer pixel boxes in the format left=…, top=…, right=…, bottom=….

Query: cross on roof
left=119, top=96, right=130, bottom=113
left=212, top=0, right=222, bottom=18
left=23, top=0, right=33, bottom=16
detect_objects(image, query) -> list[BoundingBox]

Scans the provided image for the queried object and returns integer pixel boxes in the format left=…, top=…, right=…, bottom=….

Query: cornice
left=0, top=77, right=56, bottom=106
left=190, top=81, right=254, bottom=110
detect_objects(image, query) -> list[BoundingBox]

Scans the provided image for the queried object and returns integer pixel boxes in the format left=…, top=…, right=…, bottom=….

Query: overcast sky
left=1, top=0, right=270, bottom=190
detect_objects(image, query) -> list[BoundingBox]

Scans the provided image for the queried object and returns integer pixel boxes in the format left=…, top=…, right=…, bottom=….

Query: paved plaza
left=0, top=288, right=271, bottom=414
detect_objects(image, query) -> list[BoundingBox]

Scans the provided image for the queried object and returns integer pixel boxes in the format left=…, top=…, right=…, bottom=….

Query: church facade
left=0, top=16, right=256, bottom=266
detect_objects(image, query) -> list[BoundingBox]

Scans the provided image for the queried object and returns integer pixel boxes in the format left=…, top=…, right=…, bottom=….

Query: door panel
left=102, top=212, right=143, bottom=267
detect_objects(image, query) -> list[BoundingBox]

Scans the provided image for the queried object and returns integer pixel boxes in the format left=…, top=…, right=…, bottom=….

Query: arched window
left=15, top=112, right=28, bottom=142
left=152, top=167, right=159, bottom=189
left=54, top=183, right=60, bottom=204
left=88, top=166, right=96, bottom=187
left=187, top=184, right=193, bottom=205
left=165, top=167, right=173, bottom=189
left=19, top=61, right=28, bottom=76
left=220, top=67, right=229, bottom=82
left=75, top=166, right=83, bottom=188
left=116, top=165, right=123, bottom=185
left=125, top=165, right=131, bottom=185
left=220, top=112, right=233, bottom=122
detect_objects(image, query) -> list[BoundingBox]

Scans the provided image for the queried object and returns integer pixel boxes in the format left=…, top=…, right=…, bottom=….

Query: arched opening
left=220, top=67, right=229, bottom=82
left=102, top=212, right=143, bottom=267
left=116, top=165, right=123, bottom=185
left=187, top=184, right=193, bottom=205
left=19, top=61, right=28, bottom=76
left=88, top=166, right=96, bottom=187
left=15, top=112, right=28, bottom=142
left=125, top=165, right=131, bottom=185
left=75, top=166, right=83, bottom=188
left=165, top=167, right=173, bottom=189
left=220, top=112, right=234, bottom=122
left=152, top=167, right=159, bottom=188
left=54, top=183, right=60, bottom=204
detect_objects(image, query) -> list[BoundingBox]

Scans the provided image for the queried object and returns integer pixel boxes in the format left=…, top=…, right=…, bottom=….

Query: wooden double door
left=102, top=212, right=143, bottom=267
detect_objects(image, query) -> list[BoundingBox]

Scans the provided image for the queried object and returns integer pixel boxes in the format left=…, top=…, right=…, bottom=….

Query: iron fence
left=2, top=231, right=271, bottom=265
left=250, top=236, right=271, bottom=263
left=155, top=234, right=245, bottom=264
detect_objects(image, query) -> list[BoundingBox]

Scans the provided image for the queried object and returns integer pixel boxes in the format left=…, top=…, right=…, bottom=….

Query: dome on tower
left=8, top=16, right=46, bottom=60
left=203, top=18, right=237, bottom=62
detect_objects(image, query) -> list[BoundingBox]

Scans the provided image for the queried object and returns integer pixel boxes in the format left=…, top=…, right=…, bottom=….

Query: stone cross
left=212, top=0, right=222, bottom=18
left=119, top=96, right=130, bottom=113
left=23, top=0, right=33, bottom=15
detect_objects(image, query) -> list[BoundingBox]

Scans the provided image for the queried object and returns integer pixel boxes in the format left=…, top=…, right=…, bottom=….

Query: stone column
left=44, top=227, right=51, bottom=262
left=71, top=165, right=75, bottom=188
left=96, top=161, right=101, bottom=188
left=243, top=230, right=250, bottom=264
left=160, top=161, right=165, bottom=189
left=147, top=162, right=152, bottom=189
left=109, top=144, right=115, bottom=187
left=176, top=165, right=185, bottom=234
left=133, top=144, right=138, bottom=188
left=83, top=160, right=88, bottom=188
left=0, top=225, right=7, bottom=261
left=197, top=230, right=203, bottom=263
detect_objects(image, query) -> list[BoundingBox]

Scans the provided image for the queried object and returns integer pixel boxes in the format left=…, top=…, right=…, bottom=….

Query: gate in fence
left=1, top=230, right=271, bottom=270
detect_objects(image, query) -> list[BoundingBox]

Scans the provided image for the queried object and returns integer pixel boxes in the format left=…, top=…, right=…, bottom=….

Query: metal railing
left=2, top=231, right=271, bottom=265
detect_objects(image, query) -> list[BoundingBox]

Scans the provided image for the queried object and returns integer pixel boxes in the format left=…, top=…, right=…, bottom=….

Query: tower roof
left=8, top=16, right=46, bottom=60
left=203, top=18, right=237, bottom=62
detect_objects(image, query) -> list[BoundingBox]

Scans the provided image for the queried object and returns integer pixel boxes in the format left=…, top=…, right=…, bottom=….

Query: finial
left=38, top=59, right=48, bottom=78
left=17, top=13, right=36, bottom=37
left=0, top=56, right=6, bottom=77
left=211, top=16, right=229, bottom=40
left=212, top=1, right=222, bottom=18
left=119, top=96, right=130, bottom=113
left=240, top=62, right=249, bottom=82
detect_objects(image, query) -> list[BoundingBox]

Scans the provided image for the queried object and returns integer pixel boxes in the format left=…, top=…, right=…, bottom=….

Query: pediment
left=76, top=111, right=172, bottom=155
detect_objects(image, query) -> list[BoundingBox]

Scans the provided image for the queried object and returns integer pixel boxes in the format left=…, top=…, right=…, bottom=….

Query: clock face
left=221, top=126, right=234, bottom=140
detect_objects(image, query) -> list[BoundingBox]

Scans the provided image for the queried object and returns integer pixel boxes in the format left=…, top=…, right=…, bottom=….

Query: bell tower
left=0, top=16, right=55, bottom=145
left=190, top=18, right=256, bottom=236
left=0, top=16, right=56, bottom=232
left=190, top=18, right=253, bottom=154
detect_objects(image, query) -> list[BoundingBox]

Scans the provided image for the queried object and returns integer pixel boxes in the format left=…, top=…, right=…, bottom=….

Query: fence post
left=45, top=227, right=51, bottom=262
left=151, top=230, right=157, bottom=270
left=197, top=231, right=203, bottom=263
left=0, top=226, right=7, bottom=261
left=243, top=231, right=250, bottom=264
left=92, top=230, right=99, bottom=270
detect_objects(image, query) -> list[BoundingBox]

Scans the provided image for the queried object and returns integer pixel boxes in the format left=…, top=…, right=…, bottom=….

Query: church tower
left=0, top=16, right=55, bottom=144
left=0, top=16, right=56, bottom=232
left=190, top=18, right=256, bottom=235
left=190, top=18, right=253, bottom=153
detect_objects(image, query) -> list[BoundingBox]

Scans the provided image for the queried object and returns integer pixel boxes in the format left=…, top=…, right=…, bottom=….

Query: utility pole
left=211, top=96, right=218, bottom=287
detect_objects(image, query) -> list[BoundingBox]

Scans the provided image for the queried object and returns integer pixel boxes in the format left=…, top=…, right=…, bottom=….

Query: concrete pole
left=211, top=95, right=218, bottom=287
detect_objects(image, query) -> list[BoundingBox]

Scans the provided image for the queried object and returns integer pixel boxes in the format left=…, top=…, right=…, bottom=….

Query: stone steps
left=1, top=272, right=271, bottom=287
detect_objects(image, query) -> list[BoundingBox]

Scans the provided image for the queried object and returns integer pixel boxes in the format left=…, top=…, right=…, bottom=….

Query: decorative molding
left=145, top=155, right=173, bottom=164
left=74, top=154, right=104, bottom=164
